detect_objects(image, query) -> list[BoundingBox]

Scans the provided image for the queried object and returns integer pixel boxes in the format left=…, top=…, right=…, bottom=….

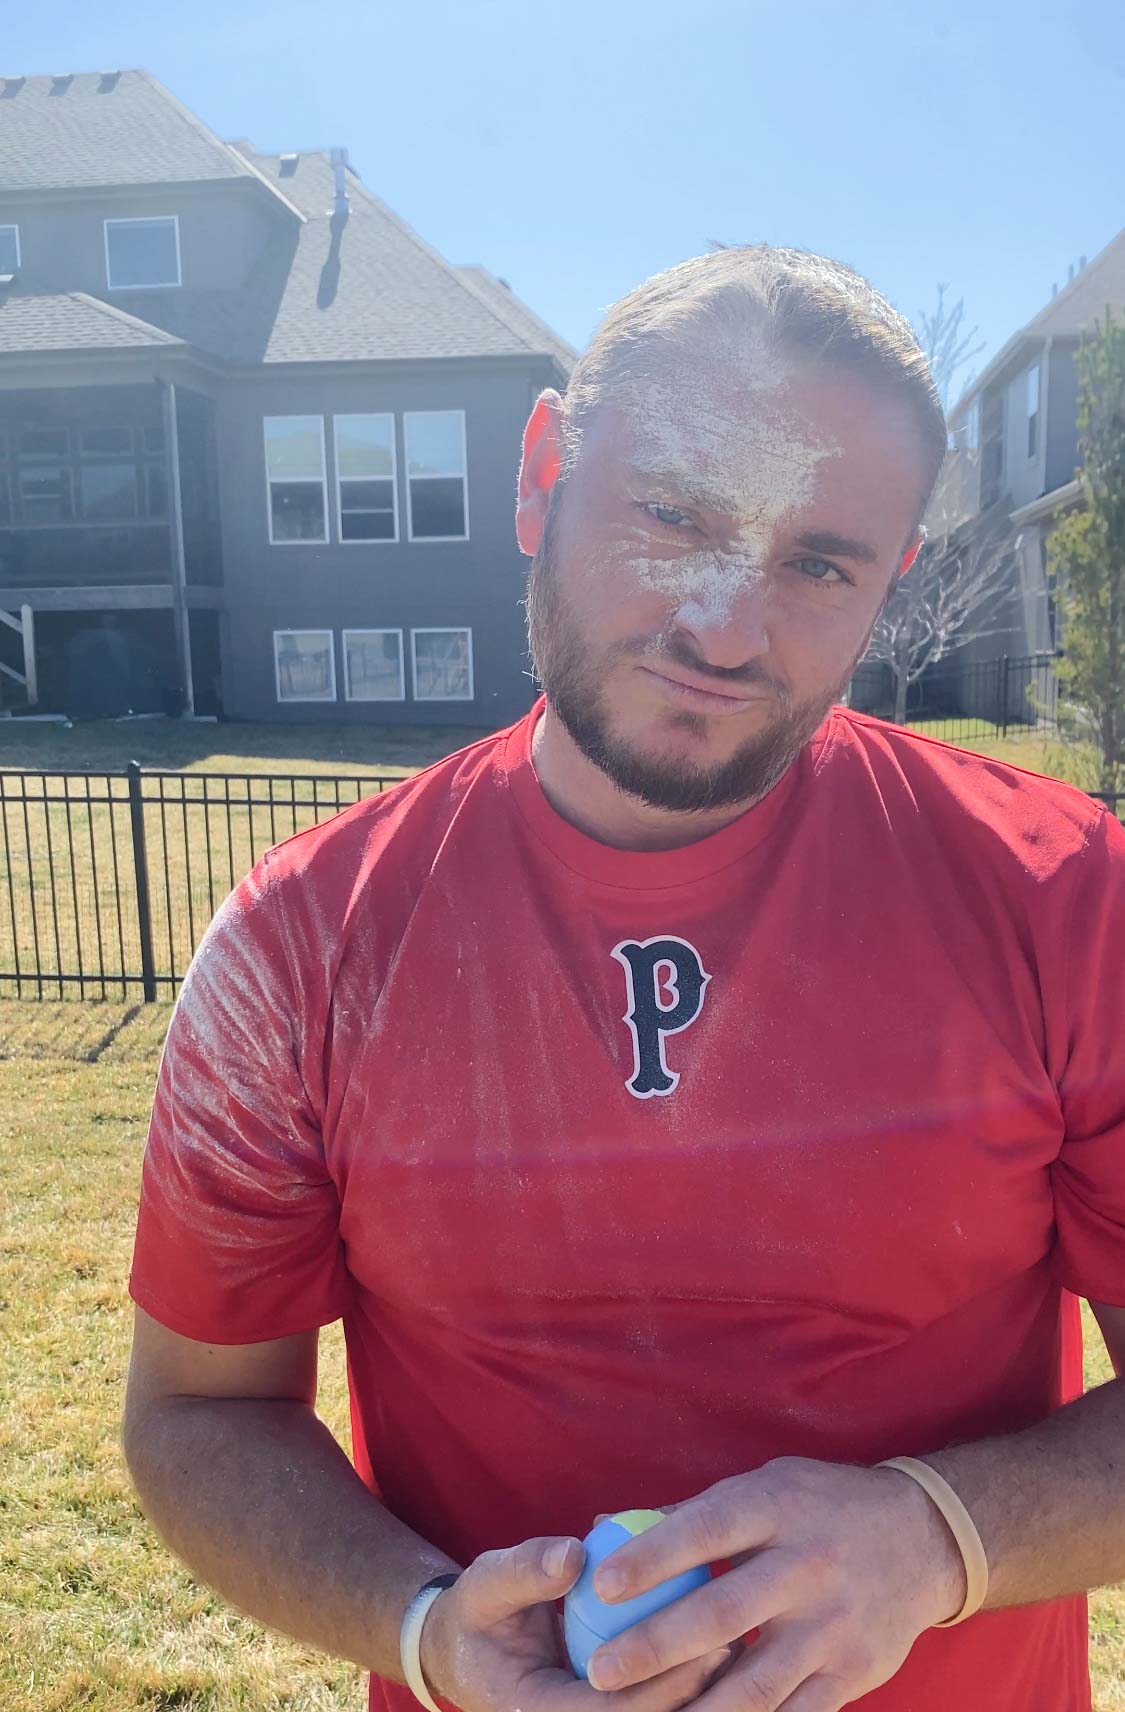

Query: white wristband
left=400, top=1573, right=458, bottom=1712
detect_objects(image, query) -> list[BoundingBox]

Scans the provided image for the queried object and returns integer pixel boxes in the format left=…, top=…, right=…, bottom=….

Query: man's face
left=524, top=337, right=927, bottom=813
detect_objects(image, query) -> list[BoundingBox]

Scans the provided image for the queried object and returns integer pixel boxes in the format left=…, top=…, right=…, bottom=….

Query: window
left=405, top=411, right=468, bottom=540
left=1026, top=362, right=1040, bottom=459
left=264, top=416, right=327, bottom=543
left=105, top=216, right=181, bottom=289
left=274, top=630, right=336, bottom=702
left=344, top=629, right=405, bottom=701
left=20, top=427, right=69, bottom=460
left=20, top=466, right=72, bottom=523
left=335, top=414, right=397, bottom=542
left=80, top=425, right=134, bottom=457
left=980, top=391, right=1005, bottom=509
left=411, top=627, right=473, bottom=701
left=0, top=225, right=19, bottom=274
left=142, top=425, right=165, bottom=456
left=80, top=462, right=138, bottom=521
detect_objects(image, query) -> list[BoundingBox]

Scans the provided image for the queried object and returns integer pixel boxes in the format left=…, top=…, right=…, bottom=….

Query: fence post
left=127, top=761, right=157, bottom=1004
left=999, top=655, right=1010, bottom=737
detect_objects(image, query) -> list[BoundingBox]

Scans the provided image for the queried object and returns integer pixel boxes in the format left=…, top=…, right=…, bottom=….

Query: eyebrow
left=792, top=528, right=880, bottom=564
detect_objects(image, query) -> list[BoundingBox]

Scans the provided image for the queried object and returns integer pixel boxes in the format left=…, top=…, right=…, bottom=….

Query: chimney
left=1079, top=255, right=1087, bottom=270
left=1067, top=262, right=1074, bottom=284
left=329, top=146, right=350, bottom=218
left=1051, top=283, right=1058, bottom=297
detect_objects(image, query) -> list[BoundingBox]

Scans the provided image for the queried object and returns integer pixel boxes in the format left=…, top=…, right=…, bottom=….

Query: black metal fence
left=1, top=754, right=1121, bottom=1003
left=0, top=764, right=400, bottom=1002
left=847, top=652, right=1060, bottom=743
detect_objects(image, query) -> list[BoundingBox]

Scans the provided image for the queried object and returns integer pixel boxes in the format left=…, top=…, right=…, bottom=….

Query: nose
left=672, top=572, right=772, bottom=672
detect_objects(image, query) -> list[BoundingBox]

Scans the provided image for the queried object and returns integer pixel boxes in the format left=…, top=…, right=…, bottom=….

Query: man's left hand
left=585, top=1458, right=968, bottom=1712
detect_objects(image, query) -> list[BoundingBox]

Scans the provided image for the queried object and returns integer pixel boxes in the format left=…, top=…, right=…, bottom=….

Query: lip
left=639, top=663, right=770, bottom=714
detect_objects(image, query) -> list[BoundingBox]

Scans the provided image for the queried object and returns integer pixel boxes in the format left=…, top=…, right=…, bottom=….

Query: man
left=124, top=245, right=1125, bottom=1712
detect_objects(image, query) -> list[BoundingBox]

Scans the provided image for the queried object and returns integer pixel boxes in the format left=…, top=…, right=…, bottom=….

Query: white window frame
left=343, top=628, right=406, bottom=702
left=1026, top=361, right=1040, bottom=460
left=333, top=414, right=399, bottom=545
left=404, top=410, right=469, bottom=543
left=264, top=416, right=329, bottom=546
left=104, top=216, right=182, bottom=290
left=273, top=629, right=337, bottom=704
left=411, top=626, right=474, bottom=702
left=0, top=224, right=20, bottom=273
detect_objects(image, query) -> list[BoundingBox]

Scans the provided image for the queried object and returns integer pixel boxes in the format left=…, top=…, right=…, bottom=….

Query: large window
left=0, top=225, right=20, bottom=275
left=405, top=411, right=468, bottom=541
left=0, top=420, right=167, bottom=526
left=335, top=414, right=397, bottom=542
left=80, top=463, right=138, bottom=521
left=411, top=627, right=474, bottom=701
left=105, top=217, right=181, bottom=290
left=274, top=630, right=336, bottom=702
left=1025, top=362, right=1040, bottom=459
left=20, top=466, right=72, bottom=524
left=264, top=416, right=328, bottom=543
left=343, top=629, right=405, bottom=701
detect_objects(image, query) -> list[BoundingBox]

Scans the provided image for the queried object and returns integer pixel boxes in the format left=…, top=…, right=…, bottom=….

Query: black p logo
left=611, top=936, right=711, bottom=1100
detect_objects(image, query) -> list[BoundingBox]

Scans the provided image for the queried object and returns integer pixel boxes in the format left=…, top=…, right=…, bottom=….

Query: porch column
left=160, top=378, right=195, bottom=716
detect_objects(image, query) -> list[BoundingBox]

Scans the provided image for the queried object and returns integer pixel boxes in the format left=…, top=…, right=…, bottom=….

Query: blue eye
left=644, top=502, right=694, bottom=531
left=794, top=557, right=845, bottom=585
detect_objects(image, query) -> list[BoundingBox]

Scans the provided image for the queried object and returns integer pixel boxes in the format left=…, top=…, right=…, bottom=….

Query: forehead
left=584, top=341, right=928, bottom=537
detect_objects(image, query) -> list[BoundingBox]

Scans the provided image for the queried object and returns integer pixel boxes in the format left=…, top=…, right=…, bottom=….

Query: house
left=942, top=224, right=1125, bottom=669
left=0, top=69, right=574, bottom=723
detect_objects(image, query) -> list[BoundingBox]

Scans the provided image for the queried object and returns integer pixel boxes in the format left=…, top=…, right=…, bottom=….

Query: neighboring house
left=0, top=69, right=574, bottom=723
left=941, top=225, right=1125, bottom=670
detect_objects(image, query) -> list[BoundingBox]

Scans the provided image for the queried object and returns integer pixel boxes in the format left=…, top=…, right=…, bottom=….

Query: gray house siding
left=214, top=363, right=545, bottom=726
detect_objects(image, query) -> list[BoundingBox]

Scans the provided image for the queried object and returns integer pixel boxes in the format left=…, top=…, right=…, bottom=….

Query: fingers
left=460, top=1535, right=583, bottom=1626
left=602, top=1647, right=733, bottom=1712
left=679, top=1638, right=813, bottom=1712
left=594, top=1480, right=776, bottom=1604
left=588, top=1564, right=791, bottom=1689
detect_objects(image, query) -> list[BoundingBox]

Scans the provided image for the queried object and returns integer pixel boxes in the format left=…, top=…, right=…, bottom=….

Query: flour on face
left=612, top=323, right=842, bottom=624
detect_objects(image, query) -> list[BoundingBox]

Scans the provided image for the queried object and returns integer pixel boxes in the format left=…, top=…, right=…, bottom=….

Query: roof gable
left=0, top=69, right=260, bottom=191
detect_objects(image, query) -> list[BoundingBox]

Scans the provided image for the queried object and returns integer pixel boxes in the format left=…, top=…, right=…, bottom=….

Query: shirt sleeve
left=1051, top=807, right=1125, bottom=1308
left=128, top=852, right=352, bottom=1344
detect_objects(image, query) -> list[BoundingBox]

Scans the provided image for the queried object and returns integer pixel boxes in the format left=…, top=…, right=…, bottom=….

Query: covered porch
left=0, top=296, right=224, bottom=716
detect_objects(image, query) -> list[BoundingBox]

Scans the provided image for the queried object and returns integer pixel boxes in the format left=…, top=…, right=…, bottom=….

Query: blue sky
left=7, top=0, right=1124, bottom=403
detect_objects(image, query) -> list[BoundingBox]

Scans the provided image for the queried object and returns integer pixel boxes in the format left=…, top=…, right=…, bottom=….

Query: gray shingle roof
left=0, top=69, right=258, bottom=191
left=0, top=290, right=186, bottom=353
left=0, top=74, right=574, bottom=372
left=455, top=266, right=576, bottom=374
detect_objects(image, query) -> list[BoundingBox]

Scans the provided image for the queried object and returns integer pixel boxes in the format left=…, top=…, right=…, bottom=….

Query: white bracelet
left=400, top=1573, right=459, bottom=1712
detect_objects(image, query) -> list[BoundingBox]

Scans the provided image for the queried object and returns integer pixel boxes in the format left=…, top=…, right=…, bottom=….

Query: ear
left=898, top=527, right=925, bottom=578
left=516, top=389, right=565, bottom=555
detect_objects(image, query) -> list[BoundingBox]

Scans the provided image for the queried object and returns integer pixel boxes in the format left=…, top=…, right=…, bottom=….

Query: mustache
left=621, top=629, right=789, bottom=698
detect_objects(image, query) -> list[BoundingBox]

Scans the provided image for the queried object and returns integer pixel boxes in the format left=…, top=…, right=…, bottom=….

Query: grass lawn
left=0, top=716, right=494, bottom=779
left=2, top=1003, right=1123, bottom=1709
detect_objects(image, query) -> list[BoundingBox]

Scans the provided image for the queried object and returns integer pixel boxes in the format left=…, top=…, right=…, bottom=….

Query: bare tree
left=862, top=504, right=1023, bottom=724
left=917, top=284, right=986, bottom=411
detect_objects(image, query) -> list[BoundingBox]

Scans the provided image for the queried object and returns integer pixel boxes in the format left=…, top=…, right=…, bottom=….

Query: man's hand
left=421, top=1535, right=732, bottom=1712
left=578, top=1461, right=967, bottom=1712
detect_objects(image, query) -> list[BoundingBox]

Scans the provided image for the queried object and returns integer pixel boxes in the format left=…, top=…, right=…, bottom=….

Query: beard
left=526, top=498, right=860, bottom=816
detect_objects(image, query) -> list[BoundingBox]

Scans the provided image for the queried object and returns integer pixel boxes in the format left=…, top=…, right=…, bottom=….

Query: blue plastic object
left=564, top=1509, right=711, bottom=1681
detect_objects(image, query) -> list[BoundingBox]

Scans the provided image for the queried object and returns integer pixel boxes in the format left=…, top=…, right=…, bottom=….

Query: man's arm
left=123, top=1306, right=728, bottom=1712
left=122, top=1306, right=459, bottom=1679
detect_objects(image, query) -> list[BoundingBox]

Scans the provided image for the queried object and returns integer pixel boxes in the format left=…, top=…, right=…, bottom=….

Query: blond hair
left=562, top=244, right=946, bottom=509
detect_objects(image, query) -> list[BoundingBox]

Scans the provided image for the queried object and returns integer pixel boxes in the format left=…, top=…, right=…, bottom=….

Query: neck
left=529, top=702, right=777, bottom=852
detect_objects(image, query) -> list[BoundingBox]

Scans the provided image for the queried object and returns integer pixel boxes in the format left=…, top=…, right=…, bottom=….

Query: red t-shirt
left=130, top=701, right=1125, bottom=1712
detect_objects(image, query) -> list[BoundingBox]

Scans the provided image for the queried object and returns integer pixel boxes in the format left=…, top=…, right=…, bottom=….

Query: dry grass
left=1, top=1003, right=1122, bottom=1708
